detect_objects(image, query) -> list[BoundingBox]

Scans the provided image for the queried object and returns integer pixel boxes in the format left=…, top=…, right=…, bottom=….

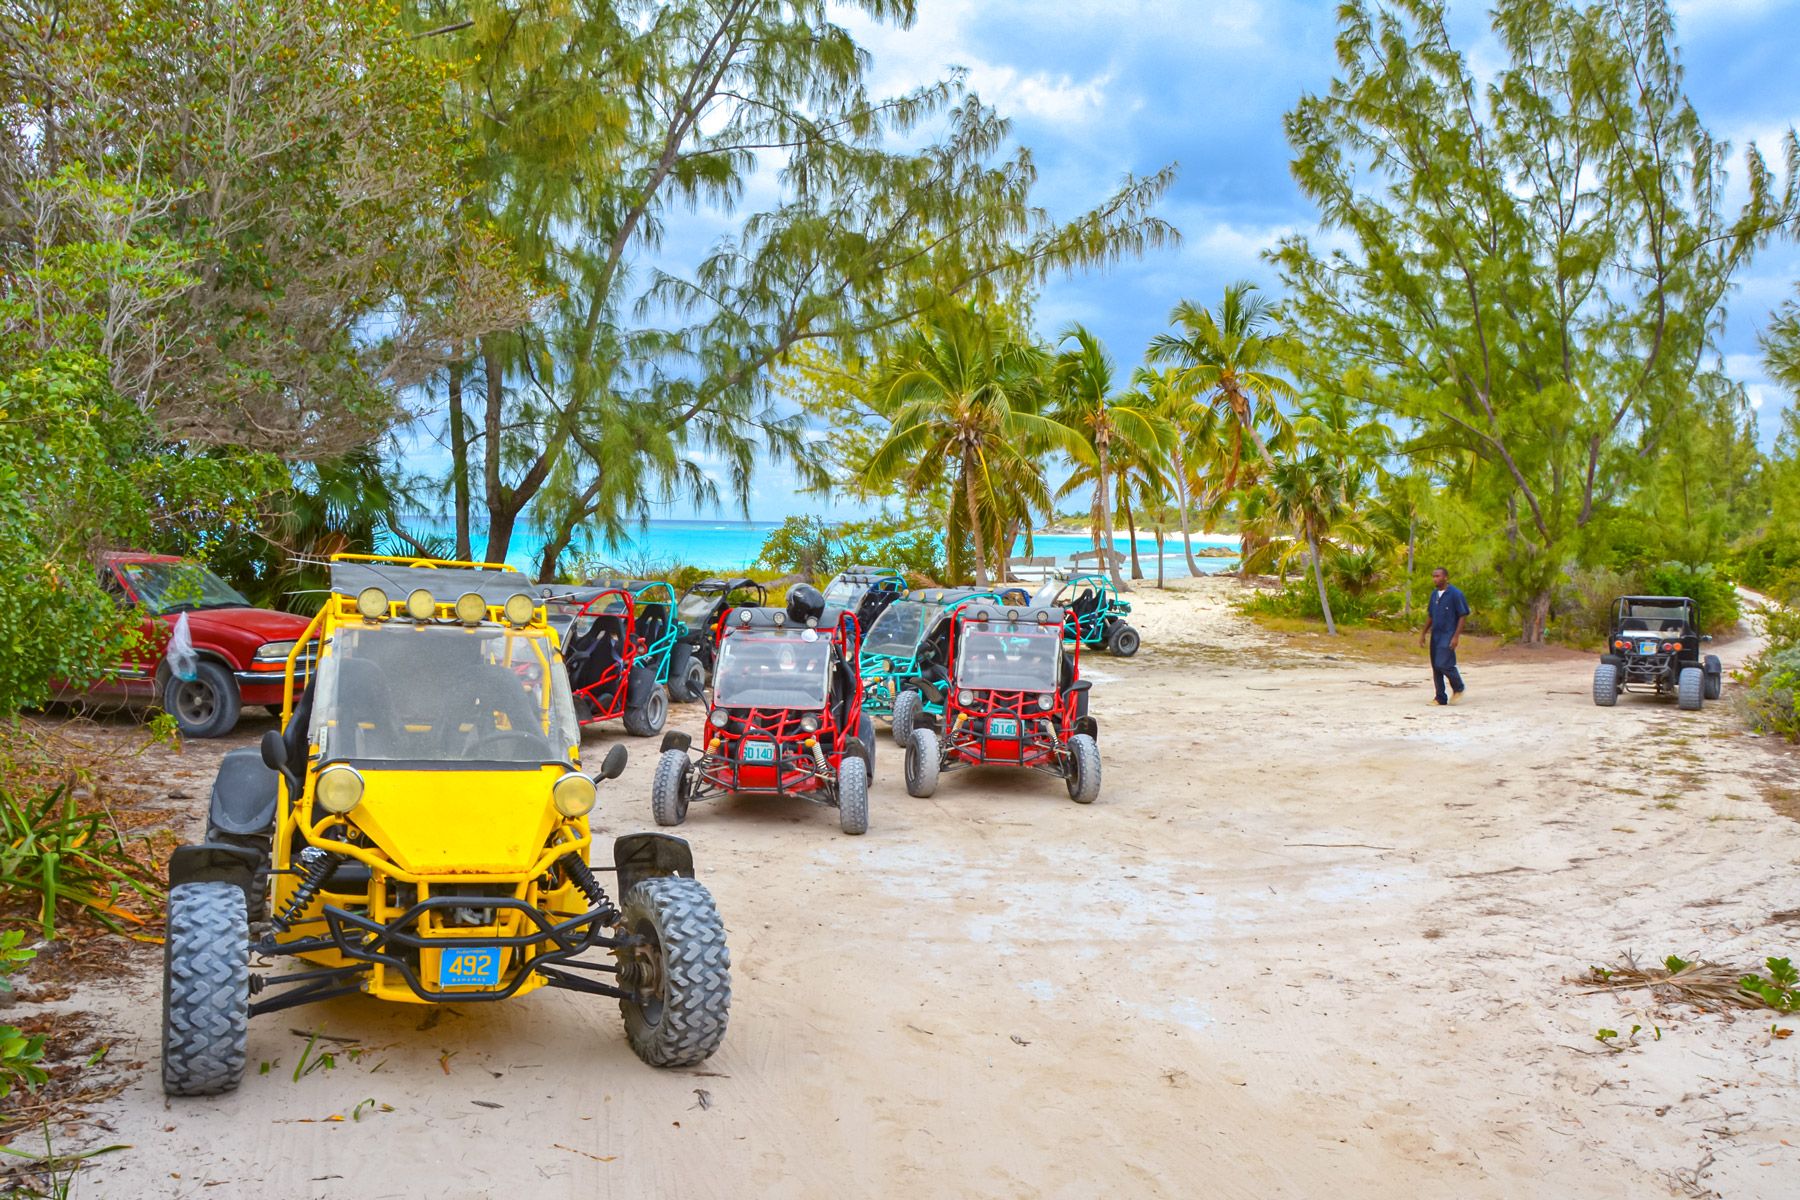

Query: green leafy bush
left=1240, top=579, right=1381, bottom=626
left=0, top=931, right=46, bottom=1099
left=1739, top=956, right=1799, bottom=1012
left=1731, top=529, right=1800, bottom=593
left=0, top=782, right=157, bottom=939
left=1643, top=561, right=1740, bottom=632
left=756, top=515, right=949, bottom=583
left=1743, top=643, right=1800, bottom=742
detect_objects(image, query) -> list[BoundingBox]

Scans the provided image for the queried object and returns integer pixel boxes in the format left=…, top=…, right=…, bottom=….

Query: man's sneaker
left=1449, top=690, right=1466, bottom=705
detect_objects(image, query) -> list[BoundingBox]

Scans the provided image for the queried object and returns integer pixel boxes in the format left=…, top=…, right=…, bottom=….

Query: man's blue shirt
left=1428, top=585, right=1470, bottom=646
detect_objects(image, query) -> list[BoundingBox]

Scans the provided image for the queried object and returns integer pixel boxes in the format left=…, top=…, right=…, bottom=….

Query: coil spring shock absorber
left=271, top=846, right=340, bottom=933
left=809, top=738, right=829, bottom=774
left=558, top=853, right=620, bottom=922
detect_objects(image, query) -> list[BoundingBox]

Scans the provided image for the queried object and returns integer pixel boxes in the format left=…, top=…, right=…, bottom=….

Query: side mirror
left=599, top=744, right=629, bottom=780
left=260, top=729, right=288, bottom=772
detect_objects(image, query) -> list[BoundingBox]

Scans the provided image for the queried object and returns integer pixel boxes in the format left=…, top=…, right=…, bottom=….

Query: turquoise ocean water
left=415, top=517, right=1241, bottom=579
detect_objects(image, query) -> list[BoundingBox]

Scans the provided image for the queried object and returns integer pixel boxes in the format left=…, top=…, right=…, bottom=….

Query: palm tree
left=1147, top=282, right=1298, bottom=492
left=863, top=305, right=1085, bottom=588
left=1266, top=451, right=1352, bottom=635
left=1051, top=326, right=1170, bottom=592
left=1135, top=366, right=1223, bottom=577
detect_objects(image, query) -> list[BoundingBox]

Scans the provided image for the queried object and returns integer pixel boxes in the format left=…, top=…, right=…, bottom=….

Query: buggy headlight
left=552, top=772, right=597, bottom=819
left=406, top=588, right=437, bottom=620
left=503, top=593, right=536, bottom=626
left=355, top=587, right=389, bottom=619
left=315, top=765, right=364, bottom=815
left=709, top=708, right=728, bottom=728
left=958, top=689, right=973, bottom=706
left=455, top=592, right=487, bottom=624
left=1037, top=694, right=1054, bottom=710
left=799, top=714, right=821, bottom=733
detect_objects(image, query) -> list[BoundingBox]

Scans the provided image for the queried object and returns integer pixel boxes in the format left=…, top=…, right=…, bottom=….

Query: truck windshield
left=119, top=561, right=250, bottom=614
left=713, top=632, right=834, bottom=709
left=862, top=600, right=931, bottom=657
left=956, top=623, right=1060, bottom=692
left=310, top=621, right=580, bottom=765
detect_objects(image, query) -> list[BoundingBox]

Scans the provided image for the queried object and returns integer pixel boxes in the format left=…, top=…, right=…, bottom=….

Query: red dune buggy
left=903, top=602, right=1100, bottom=804
left=538, top=584, right=670, bottom=736
left=651, top=587, right=876, bottom=835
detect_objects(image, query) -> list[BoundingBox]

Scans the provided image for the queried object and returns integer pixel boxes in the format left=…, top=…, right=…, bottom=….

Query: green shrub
left=1241, top=579, right=1380, bottom=626
left=0, top=782, right=158, bottom=939
left=1643, top=561, right=1740, bottom=632
left=1744, top=644, right=1800, bottom=741
left=0, top=931, right=46, bottom=1099
left=1731, top=529, right=1800, bottom=593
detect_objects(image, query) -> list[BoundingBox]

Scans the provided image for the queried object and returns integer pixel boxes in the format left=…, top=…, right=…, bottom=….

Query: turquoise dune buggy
left=860, top=587, right=1003, bottom=747
left=1031, top=572, right=1139, bottom=657
left=670, top=577, right=767, bottom=701
left=820, top=566, right=907, bottom=654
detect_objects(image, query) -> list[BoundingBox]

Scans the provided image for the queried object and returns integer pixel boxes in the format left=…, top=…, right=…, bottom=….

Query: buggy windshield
left=822, top=579, right=867, bottom=607
left=1619, top=600, right=1692, bottom=634
left=862, top=599, right=932, bottom=657
left=713, top=631, right=833, bottom=709
left=120, top=560, right=250, bottom=614
left=957, top=622, right=1060, bottom=692
left=677, top=590, right=720, bottom=626
left=309, top=621, right=580, bottom=765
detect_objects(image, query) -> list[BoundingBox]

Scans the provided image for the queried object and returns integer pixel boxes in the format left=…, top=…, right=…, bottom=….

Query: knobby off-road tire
left=837, top=754, right=869, bottom=835
left=1677, top=666, right=1705, bottom=711
left=1592, top=663, right=1620, bottom=708
left=856, top=712, right=877, bottom=784
left=674, top=657, right=707, bottom=703
left=1107, top=623, right=1141, bottom=658
left=617, top=877, right=731, bottom=1068
left=203, top=826, right=271, bottom=923
left=1703, top=654, right=1723, bottom=701
left=162, top=882, right=250, bottom=1096
left=1065, top=733, right=1102, bottom=804
left=650, top=750, right=691, bottom=827
left=905, top=728, right=940, bottom=798
left=891, top=688, right=924, bottom=748
left=623, top=686, right=670, bottom=737
left=164, top=662, right=242, bottom=739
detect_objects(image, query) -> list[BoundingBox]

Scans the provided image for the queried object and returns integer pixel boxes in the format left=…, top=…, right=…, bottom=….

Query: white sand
left=65, top=576, right=1800, bottom=1197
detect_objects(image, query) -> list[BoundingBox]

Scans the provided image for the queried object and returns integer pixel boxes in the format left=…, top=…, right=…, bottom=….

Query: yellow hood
left=349, top=766, right=564, bottom=876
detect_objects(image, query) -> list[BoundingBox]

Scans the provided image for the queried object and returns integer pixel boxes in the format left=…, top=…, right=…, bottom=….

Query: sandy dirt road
left=57, top=578, right=1800, bottom=1198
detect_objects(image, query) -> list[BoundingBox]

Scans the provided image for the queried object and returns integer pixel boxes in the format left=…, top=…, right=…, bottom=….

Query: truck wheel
left=203, top=827, right=271, bottom=923
left=891, top=688, right=923, bottom=748
left=1065, top=733, right=1102, bottom=804
left=616, top=877, right=731, bottom=1068
left=1677, top=666, right=1704, bottom=711
left=905, top=728, right=939, bottom=798
left=164, top=662, right=241, bottom=739
left=162, top=882, right=250, bottom=1096
left=1592, top=663, right=1619, bottom=707
left=623, top=686, right=669, bottom=737
left=650, top=750, right=691, bottom=827
left=836, top=754, right=869, bottom=835
left=673, top=658, right=706, bottom=703
left=1703, top=655, right=1723, bottom=700
left=1107, top=623, right=1141, bottom=658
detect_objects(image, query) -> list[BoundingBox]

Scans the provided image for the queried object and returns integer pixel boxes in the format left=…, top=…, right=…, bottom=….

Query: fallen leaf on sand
left=692, top=1089, right=712, bottom=1110
left=1010, top=1035, right=1031, bottom=1046
left=553, top=1144, right=616, bottom=1163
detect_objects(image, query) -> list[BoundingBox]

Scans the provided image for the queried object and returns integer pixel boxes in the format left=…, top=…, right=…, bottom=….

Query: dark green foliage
left=0, top=931, right=46, bottom=1098
left=1641, top=562, right=1740, bottom=633
left=0, top=779, right=158, bottom=939
left=755, top=515, right=950, bottom=583
left=1740, top=958, right=1800, bottom=1012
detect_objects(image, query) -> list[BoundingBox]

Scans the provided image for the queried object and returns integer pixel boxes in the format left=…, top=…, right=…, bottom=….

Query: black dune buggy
left=903, top=601, right=1101, bottom=804
left=670, top=576, right=767, bottom=701
left=819, top=565, right=907, bottom=654
left=1592, top=595, right=1722, bottom=711
left=652, top=586, right=877, bottom=835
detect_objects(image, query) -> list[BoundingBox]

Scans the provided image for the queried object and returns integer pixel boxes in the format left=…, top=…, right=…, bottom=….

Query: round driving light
left=552, top=772, right=597, bottom=819
left=772, top=612, right=785, bottom=626
left=709, top=709, right=728, bottom=728
left=738, top=610, right=752, bottom=623
left=958, top=689, right=974, bottom=706
left=455, top=591, right=487, bottom=624
left=315, top=765, right=365, bottom=815
left=355, top=587, right=389, bottom=619
left=503, top=593, right=536, bottom=626
left=1038, top=694, right=1054, bottom=710
left=799, top=714, right=821, bottom=733
left=406, top=588, right=436, bottom=620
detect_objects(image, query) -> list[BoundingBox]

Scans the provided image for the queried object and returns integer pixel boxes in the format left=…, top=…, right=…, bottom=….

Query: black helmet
left=786, top=584, right=826, bottom=624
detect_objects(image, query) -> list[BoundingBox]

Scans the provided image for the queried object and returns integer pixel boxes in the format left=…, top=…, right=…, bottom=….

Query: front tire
left=164, top=662, right=241, bottom=739
left=1066, top=733, right=1101, bottom=804
left=162, top=882, right=250, bottom=1096
left=616, top=877, right=731, bottom=1068
left=856, top=712, right=876, bottom=783
left=905, top=728, right=940, bottom=798
left=650, top=750, right=691, bottom=827
left=623, top=685, right=670, bottom=737
left=836, top=754, right=869, bottom=835
left=202, top=827, right=271, bottom=923
left=1703, top=654, right=1723, bottom=700
left=891, top=688, right=924, bottom=748
left=1677, top=666, right=1704, bottom=711
left=1107, top=623, right=1141, bottom=658
left=1592, top=663, right=1619, bottom=707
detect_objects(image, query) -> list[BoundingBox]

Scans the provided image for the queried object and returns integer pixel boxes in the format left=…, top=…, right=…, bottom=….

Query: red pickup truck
left=72, top=551, right=312, bottom=738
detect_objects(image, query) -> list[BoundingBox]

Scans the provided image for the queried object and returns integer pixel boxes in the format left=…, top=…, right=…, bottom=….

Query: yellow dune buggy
left=162, top=555, right=730, bottom=1095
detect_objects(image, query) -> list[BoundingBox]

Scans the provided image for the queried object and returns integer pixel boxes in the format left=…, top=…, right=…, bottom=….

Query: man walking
left=1419, top=566, right=1469, bottom=705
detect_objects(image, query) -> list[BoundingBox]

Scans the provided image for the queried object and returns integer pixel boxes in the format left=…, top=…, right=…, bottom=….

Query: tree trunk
left=1122, top=484, right=1144, bottom=581
left=1095, top=446, right=1128, bottom=592
left=480, top=342, right=512, bottom=564
left=1521, top=589, right=1550, bottom=645
left=963, top=453, right=990, bottom=589
left=1308, top=532, right=1337, bottom=636
left=1403, top=514, right=1416, bottom=622
left=1175, top=448, right=1203, bottom=577
left=536, top=529, right=573, bottom=584
left=447, top=361, right=472, bottom=561
left=1155, top=524, right=1165, bottom=588
left=998, top=517, right=1020, bottom=583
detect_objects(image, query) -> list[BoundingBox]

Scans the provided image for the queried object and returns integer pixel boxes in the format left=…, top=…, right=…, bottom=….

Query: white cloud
left=964, top=64, right=1115, bottom=124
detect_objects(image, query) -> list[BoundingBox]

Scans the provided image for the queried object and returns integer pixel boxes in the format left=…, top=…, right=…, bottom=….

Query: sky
left=410, top=0, right=1800, bottom=527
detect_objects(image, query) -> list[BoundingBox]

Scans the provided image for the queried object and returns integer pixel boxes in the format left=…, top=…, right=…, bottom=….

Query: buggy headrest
left=786, top=584, right=826, bottom=624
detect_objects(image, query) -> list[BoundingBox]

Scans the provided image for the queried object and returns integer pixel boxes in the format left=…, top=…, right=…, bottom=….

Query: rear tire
left=671, top=657, right=706, bottom=703
left=1592, top=663, right=1619, bottom=708
left=650, top=750, right=691, bottom=827
left=616, top=877, right=731, bottom=1068
left=623, top=686, right=670, bottom=737
left=1066, top=733, right=1101, bottom=804
left=1677, top=666, right=1704, bottom=711
left=1703, top=655, right=1723, bottom=700
left=856, top=712, right=876, bottom=783
left=164, top=662, right=241, bottom=739
left=891, top=688, right=924, bottom=748
left=1107, top=623, right=1141, bottom=658
left=836, top=754, right=869, bottom=835
left=905, top=728, right=940, bottom=798
left=162, top=882, right=250, bottom=1096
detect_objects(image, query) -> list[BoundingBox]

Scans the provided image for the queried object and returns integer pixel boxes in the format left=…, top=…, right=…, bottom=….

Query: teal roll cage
left=1032, top=572, right=1131, bottom=648
left=860, top=588, right=1003, bottom=722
